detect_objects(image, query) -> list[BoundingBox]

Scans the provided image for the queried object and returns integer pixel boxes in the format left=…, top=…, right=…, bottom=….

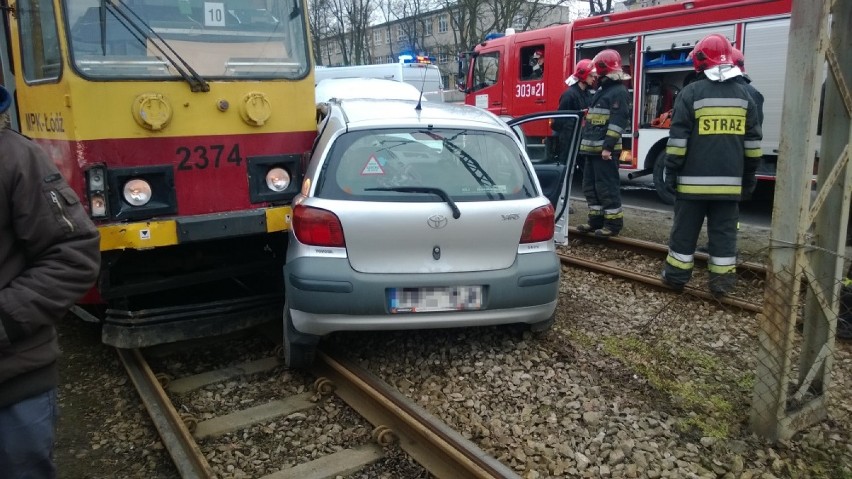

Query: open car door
left=507, top=110, right=584, bottom=245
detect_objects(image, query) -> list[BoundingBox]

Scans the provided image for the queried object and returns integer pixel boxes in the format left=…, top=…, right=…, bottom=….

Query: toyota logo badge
left=427, top=214, right=448, bottom=229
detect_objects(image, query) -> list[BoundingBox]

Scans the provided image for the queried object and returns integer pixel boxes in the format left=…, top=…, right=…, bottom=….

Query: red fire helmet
left=573, top=59, right=594, bottom=82
left=591, top=49, right=622, bottom=76
left=692, top=33, right=734, bottom=72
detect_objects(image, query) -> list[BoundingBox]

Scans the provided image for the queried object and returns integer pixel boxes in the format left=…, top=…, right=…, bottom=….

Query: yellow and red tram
left=2, top=0, right=316, bottom=347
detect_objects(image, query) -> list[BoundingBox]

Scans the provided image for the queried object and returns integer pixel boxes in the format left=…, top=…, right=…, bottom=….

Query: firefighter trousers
left=581, top=155, right=623, bottom=233
left=663, top=200, right=739, bottom=293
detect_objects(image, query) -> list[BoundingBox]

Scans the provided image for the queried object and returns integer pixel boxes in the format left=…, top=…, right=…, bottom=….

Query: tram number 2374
left=177, top=144, right=242, bottom=171
left=515, top=83, right=544, bottom=98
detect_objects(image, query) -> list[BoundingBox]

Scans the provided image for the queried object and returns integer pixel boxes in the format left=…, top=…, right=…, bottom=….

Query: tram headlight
left=265, top=167, right=291, bottom=192
left=123, top=179, right=152, bottom=206
left=247, top=155, right=300, bottom=203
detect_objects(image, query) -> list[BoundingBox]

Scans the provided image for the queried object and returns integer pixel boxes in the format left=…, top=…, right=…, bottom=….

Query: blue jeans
left=0, top=389, right=58, bottom=479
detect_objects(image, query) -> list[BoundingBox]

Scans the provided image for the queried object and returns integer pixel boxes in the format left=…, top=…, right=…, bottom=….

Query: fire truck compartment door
left=642, top=26, right=735, bottom=52
left=507, top=111, right=584, bottom=245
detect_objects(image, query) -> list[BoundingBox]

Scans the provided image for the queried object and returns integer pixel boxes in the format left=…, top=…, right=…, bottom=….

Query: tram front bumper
left=98, top=206, right=292, bottom=251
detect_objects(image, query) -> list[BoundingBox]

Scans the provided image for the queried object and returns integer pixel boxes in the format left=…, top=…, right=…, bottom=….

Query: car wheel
left=282, top=303, right=319, bottom=369
left=652, top=150, right=675, bottom=205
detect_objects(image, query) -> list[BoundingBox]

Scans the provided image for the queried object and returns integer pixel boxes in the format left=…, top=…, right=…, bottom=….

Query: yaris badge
left=427, top=214, right=448, bottom=229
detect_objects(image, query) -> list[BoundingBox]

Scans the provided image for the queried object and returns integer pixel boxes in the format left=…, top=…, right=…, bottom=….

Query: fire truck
left=459, top=0, right=792, bottom=203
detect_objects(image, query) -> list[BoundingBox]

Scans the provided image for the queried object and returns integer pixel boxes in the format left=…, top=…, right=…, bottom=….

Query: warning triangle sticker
left=361, top=155, right=385, bottom=175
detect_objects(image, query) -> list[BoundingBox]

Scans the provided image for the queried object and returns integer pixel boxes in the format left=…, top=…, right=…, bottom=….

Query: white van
left=314, top=61, right=445, bottom=102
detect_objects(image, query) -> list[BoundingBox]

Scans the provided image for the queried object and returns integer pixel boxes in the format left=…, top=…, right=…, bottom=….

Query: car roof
left=315, top=77, right=424, bottom=103
left=328, top=98, right=509, bottom=132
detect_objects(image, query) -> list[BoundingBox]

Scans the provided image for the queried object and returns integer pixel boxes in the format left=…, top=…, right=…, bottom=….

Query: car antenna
left=415, top=66, right=426, bottom=111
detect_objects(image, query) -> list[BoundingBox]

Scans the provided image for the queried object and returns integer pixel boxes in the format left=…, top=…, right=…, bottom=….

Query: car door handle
left=534, top=99, right=546, bottom=104
left=491, top=102, right=501, bottom=106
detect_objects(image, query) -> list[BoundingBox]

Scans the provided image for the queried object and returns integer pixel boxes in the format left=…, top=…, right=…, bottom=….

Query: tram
left=1, top=0, right=316, bottom=347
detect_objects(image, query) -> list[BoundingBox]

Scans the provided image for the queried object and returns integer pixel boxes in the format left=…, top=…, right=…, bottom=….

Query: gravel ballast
left=54, top=201, right=852, bottom=478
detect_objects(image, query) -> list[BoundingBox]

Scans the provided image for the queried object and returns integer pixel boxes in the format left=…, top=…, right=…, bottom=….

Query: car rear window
left=314, top=128, right=538, bottom=202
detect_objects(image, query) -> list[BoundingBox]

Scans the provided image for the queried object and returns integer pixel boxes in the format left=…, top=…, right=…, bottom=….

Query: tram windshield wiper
left=104, top=0, right=210, bottom=92
left=365, top=186, right=461, bottom=219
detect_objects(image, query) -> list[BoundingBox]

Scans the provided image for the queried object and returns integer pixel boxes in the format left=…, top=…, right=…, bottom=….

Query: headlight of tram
left=265, top=167, right=291, bottom=192
left=123, top=179, right=152, bottom=206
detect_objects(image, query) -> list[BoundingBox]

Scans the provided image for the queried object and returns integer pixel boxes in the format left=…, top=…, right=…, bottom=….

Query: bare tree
left=315, top=0, right=585, bottom=70
left=343, top=0, right=374, bottom=64
left=445, top=0, right=578, bottom=53
left=323, top=0, right=373, bottom=65
left=588, top=0, right=614, bottom=15
left=386, top=0, right=441, bottom=56
left=308, top=0, right=332, bottom=65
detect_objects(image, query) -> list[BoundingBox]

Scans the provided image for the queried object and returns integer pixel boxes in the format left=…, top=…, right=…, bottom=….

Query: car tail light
left=520, top=204, right=554, bottom=243
left=293, top=205, right=346, bottom=247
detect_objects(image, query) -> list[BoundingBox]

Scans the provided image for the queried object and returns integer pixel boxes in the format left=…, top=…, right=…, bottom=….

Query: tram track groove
left=119, top=338, right=520, bottom=479
left=562, top=229, right=765, bottom=313
left=566, top=226, right=767, bottom=278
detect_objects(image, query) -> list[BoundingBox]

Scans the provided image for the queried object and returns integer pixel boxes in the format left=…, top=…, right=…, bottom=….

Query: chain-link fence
left=747, top=242, right=852, bottom=440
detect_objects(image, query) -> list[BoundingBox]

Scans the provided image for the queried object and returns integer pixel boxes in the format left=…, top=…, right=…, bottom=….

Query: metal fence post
left=750, top=0, right=851, bottom=440
left=751, top=0, right=852, bottom=440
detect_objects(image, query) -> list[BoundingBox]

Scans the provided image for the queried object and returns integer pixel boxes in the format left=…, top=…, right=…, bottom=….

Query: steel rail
left=312, top=350, right=521, bottom=479
left=117, top=348, right=214, bottom=479
left=559, top=253, right=763, bottom=313
left=567, top=227, right=767, bottom=278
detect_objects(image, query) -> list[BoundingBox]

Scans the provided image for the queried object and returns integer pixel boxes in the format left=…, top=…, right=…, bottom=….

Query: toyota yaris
left=282, top=92, right=582, bottom=367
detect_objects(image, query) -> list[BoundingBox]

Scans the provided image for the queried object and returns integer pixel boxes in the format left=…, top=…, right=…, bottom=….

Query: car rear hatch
left=334, top=198, right=545, bottom=273
left=312, top=126, right=546, bottom=274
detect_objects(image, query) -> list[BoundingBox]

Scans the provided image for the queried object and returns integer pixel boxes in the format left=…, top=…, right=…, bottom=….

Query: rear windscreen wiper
left=365, top=186, right=461, bottom=219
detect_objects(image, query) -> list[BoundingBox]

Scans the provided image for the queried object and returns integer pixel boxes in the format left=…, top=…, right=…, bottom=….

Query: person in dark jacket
left=552, top=58, right=595, bottom=164
left=696, top=46, right=765, bottom=254
left=577, top=49, right=631, bottom=238
left=660, top=34, right=762, bottom=296
left=0, top=85, right=101, bottom=478
left=528, top=49, right=544, bottom=80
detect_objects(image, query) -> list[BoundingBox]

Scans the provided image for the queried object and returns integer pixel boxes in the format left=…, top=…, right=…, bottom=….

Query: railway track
left=117, top=228, right=768, bottom=478
left=562, top=227, right=765, bottom=313
left=118, top=337, right=519, bottom=479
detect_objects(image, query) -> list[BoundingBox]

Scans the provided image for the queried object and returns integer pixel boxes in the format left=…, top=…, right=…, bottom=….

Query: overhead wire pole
left=750, top=0, right=851, bottom=440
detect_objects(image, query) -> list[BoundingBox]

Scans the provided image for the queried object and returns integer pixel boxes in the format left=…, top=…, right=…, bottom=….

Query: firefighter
left=552, top=58, right=595, bottom=164
left=577, top=49, right=631, bottom=237
left=660, top=33, right=762, bottom=296
left=529, top=50, right=544, bottom=80
left=696, top=46, right=765, bottom=254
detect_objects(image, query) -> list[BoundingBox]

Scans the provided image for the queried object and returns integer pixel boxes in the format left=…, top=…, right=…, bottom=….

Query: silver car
left=282, top=94, right=582, bottom=367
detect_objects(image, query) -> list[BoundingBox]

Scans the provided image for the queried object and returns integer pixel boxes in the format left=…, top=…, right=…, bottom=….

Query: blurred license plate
left=389, top=286, right=482, bottom=313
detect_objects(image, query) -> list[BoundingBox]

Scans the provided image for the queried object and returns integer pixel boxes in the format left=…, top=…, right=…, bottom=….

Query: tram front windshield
left=65, top=0, right=309, bottom=79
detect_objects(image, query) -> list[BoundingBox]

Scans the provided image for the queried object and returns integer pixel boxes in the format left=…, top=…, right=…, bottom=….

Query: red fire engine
left=460, top=0, right=792, bottom=203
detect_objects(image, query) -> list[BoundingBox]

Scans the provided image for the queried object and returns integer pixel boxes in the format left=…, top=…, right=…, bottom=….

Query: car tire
left=282, top=303, right=319, bottom=369
left=652, top=150, right=675, bottom=205
left=529, top=312, right=555, bottom=334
